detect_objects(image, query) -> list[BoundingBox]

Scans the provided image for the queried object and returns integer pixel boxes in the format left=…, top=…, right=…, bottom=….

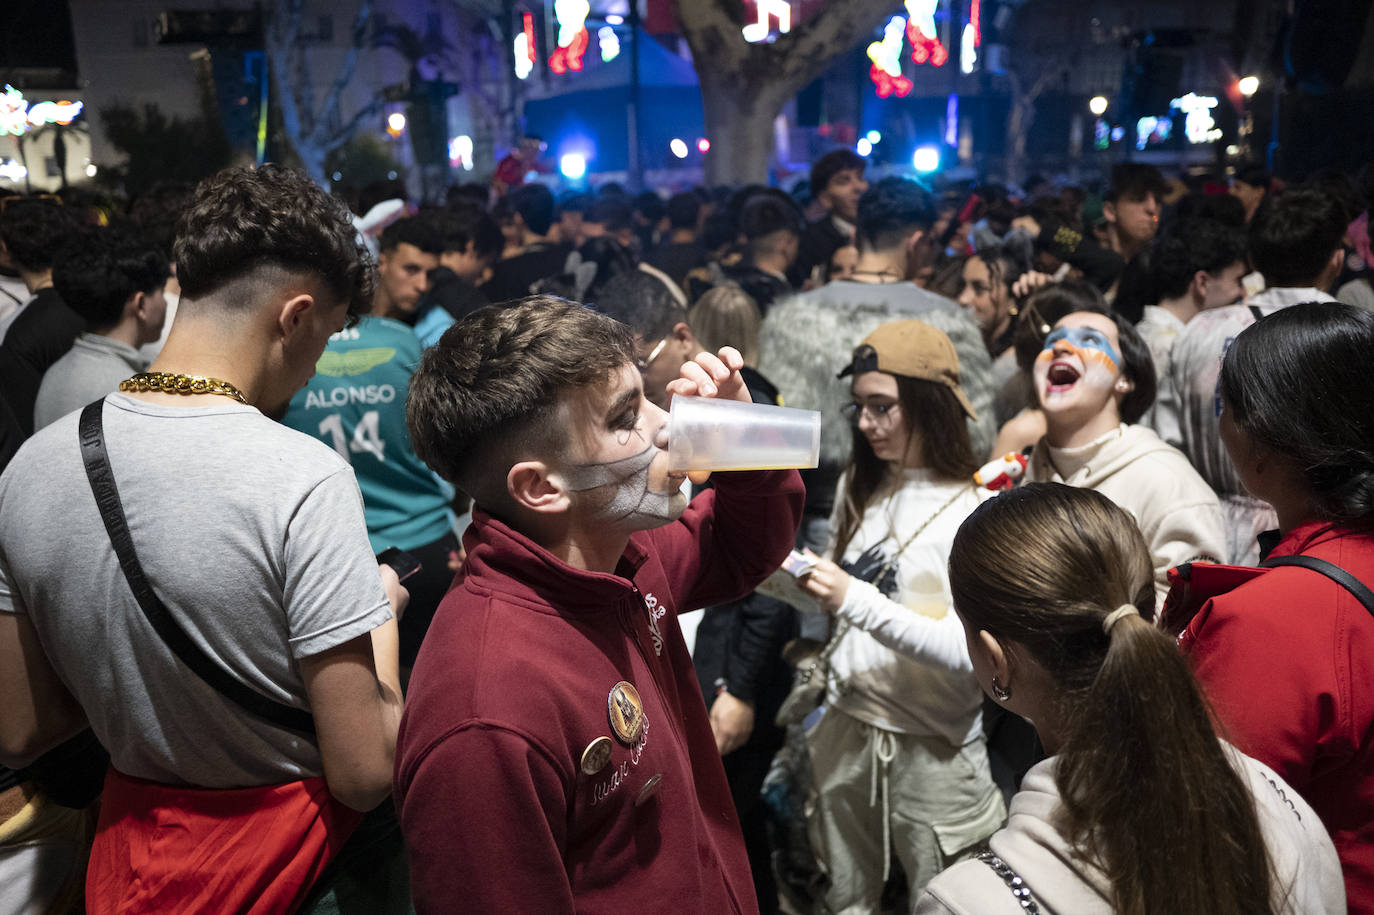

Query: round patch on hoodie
left=607, top=681, right=645, bottom=746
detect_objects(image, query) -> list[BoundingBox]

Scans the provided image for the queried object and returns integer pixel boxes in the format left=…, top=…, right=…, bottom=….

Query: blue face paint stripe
left=1043, top=326, right=1122, bottom=369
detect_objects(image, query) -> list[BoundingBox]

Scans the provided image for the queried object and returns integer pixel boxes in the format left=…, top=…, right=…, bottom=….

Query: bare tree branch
left=674, top=0, right=897, bottom=182
left=316, top=0, right=376, bottom=144
left=323, top=96, right=388, bottom=154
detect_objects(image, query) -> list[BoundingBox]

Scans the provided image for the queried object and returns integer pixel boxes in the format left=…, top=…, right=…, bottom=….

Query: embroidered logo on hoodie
left=645, top=593, right=665, bottom=656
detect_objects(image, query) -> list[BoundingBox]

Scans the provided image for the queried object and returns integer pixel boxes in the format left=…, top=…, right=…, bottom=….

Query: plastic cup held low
left=667, top=396, right=821, bottom=473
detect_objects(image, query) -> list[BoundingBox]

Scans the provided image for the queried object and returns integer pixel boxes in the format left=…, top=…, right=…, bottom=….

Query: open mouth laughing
left=1045, top=361, right=1081, bottom=393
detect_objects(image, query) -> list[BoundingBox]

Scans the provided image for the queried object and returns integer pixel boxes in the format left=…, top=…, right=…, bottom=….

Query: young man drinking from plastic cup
left=395, top=295, right=805, bottom=913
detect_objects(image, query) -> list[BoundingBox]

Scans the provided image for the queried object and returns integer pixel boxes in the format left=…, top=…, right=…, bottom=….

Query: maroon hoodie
left=395, top=468, right=804, bottom=913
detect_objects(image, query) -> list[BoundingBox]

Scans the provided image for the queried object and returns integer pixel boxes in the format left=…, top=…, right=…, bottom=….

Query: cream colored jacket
left=915, top=743, right=1345, bottom=915
left=1027, top=424, right=1226, bottom=608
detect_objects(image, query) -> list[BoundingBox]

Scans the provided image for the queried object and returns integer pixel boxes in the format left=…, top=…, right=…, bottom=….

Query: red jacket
left=1180, top=522, right=1374, bottom=914
left=395, top=469, right=804, bottom=914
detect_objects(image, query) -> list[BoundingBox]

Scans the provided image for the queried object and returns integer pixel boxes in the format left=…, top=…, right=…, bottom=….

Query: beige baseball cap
left=838, top=319, right=978, bottom=420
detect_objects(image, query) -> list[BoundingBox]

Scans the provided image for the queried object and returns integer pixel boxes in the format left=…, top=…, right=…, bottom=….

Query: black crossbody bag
left=1260, top=554, right=1374, bottom=616
left=78, top=400, right=315, bottom=735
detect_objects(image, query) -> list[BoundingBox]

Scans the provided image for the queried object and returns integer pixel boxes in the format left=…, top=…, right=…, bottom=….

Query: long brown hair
left=948, top=484, right=1278, bottom=915
left=832, top=375, right=978, bottom=559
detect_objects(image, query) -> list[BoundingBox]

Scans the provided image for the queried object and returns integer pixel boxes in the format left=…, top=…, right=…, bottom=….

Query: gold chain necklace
left=119, top=372, right=249, bottom=405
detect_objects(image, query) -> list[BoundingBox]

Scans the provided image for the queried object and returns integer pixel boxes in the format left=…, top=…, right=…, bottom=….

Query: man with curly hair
left=0, top=165, right=407, bottom=913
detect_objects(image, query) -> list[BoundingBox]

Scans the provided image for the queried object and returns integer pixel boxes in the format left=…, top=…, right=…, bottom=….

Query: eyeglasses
left=635, top=337, right=669, bottom=373
left=841, top=401, right=900, bottom=425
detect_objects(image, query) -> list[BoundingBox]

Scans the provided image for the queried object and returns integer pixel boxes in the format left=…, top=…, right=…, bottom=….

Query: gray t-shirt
left=33, top=332, right=146, bottom=431
left=0, top=393, right=392, bottom=788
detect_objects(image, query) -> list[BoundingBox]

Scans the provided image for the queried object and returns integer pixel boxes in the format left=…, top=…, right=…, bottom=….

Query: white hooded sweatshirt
left=1027, top=424, right=1226, bottom=608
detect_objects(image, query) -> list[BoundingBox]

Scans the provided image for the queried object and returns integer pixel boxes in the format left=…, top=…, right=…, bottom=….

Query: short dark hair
left=446, top=183, right=490, bottom=209
left=1248, top=187, right=1347, bottom=287
left=1151, top=218, right=1248, bottom=300
left=174, top=165, right=373, bottom=316
left=701, top=211, right=737, bottom=253
left=0, top=197, right=77, bottom=272
left=406, top=296, right=637, bottom=503
left=587, top=195, right=633, bottom=231
left=507, top=182, right=556, bottom=236
left=380, top=214, right=445, bottom=256
left=739, top=192, right=803, bottom=242
left=430, top=204, right=503, bottom=262
left=358, top=178, right=408, bottom=216
left=1105, top=163, right=1168, bottom=204
left=592, top=270, right=685, bottom=342
left=1221, top=302, right=1374, bottom=529
left=1172, top=192, right=1246, bottom=228
left=1303, top=168, right=1365, bottom=226
left=128, top=182, right=195, bottom=261
left=633, top=191, right=665, bottom=224
left=52, top=226, right=169, bottom=330
left=665, top=192, right=701, bottom=230
left=558, top=192, right=593, bottom=215
left=856, top=177, right=936, bottom=250
left=810, top=149, right=866, bottom=197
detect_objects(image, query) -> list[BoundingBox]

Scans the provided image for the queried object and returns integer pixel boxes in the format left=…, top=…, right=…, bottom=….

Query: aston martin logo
left=316, top=348, right=396, bottom=377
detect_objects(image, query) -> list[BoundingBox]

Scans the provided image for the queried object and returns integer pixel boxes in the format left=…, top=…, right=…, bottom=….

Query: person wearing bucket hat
left=791, top=319, right=1004, bottom=912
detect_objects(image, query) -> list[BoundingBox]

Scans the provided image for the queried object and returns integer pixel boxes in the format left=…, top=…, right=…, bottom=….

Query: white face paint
left=563, top=442, right=687, bottom=532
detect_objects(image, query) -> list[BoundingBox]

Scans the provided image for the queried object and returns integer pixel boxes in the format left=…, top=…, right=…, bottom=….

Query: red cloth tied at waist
left=87, top=767, right=361, bottom=915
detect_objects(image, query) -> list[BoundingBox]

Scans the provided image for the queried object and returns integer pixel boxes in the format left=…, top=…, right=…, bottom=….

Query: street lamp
left=1238, top=75, right=1260, bottom=98
left=1088, top=96, right=1108, bottom=116
left=386, top=112, right=406, bottom=137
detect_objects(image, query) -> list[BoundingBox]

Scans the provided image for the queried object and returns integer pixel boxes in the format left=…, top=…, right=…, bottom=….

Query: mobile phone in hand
left=376, top=547, right=422, bottom=582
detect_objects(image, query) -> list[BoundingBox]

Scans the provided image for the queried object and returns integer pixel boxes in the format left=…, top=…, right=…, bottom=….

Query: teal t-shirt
left=413, top=305, right=454, bottom=350
left=282, top=316, right=453, bottom=552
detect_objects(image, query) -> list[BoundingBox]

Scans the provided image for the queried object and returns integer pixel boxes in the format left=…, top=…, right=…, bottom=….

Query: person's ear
left=1113, top=374, right=1135, bottom=394
left=977, top=630, right=1011, bottom=682
left=1102, top=200, right=1118, bottom=224
left=507, top=461, right=570, bottom=515
left=1191, top=269, right=1209, bottom=303
left=126, top=290, right=146, bottom=322
left=905, top=227, right=928, bottom=255
left=1327, top=247, right=1346, bottom=282
left=277, top=293, right=317, bottom=340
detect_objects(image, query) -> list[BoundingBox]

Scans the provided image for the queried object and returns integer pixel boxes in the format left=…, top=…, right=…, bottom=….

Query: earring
left=991, top=676, right=1012, bottom=702
left=1008, top=304, right=1019, bottom=316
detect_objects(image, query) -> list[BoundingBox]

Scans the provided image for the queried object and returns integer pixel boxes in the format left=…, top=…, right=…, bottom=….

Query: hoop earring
left=991, top=676, right=1012, bottom=702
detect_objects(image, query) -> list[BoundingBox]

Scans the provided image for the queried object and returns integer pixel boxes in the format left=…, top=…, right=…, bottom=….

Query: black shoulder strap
left=1260, top=554, right=1374, bottom=618
left=78, top=400, right=315, bottom=735
left=1249, top=304, right=1266, bottom=321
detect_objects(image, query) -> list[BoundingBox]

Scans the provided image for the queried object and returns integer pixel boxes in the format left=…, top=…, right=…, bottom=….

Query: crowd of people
left=0, top=144, right=1371, bottom=915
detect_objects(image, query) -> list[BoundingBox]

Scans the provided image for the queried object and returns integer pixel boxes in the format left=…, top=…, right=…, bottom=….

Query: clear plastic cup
left=667, top=396, right=821, bottom=473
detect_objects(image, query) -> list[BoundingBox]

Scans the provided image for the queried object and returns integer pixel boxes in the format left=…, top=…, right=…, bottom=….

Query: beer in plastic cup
left=667, top=396, right=821, bottom=473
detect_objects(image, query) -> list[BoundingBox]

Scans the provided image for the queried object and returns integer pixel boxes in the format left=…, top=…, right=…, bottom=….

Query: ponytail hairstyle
left=948, top=484, right=1278, bottom=915
left=1220, top=302, right=1374, bottom=531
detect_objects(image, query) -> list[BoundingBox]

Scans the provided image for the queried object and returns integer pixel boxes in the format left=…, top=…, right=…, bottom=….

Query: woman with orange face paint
left=1023, top=305, right=1226, bottom=608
